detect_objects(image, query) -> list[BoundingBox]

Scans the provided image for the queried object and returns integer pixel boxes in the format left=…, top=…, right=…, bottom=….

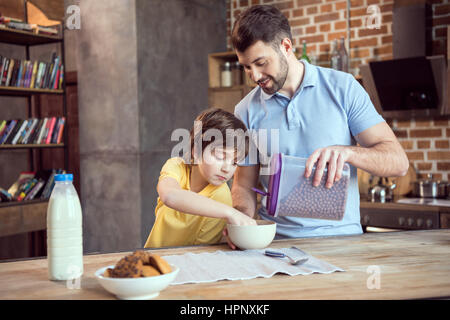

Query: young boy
left=144, top=108, right=256, bottom=248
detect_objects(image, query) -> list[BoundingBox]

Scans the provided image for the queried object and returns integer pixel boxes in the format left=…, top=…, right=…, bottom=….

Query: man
left=226, top=5, right=409, bottom=247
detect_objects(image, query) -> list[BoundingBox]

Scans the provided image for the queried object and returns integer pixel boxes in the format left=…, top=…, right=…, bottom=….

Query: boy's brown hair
left=189, top=108, right=249, bottom=164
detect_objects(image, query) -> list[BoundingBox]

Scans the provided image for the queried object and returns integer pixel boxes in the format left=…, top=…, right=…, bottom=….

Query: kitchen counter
left=360, top=198, right=450, bottom=212
left=0, top=229, right=449, bottom=300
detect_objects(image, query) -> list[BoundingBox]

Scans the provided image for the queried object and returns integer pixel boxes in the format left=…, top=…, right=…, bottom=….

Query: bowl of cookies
left=95, top=250, right=179, bottom=300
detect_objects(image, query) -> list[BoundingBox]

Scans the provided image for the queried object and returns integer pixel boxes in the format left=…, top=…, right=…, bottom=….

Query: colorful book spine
left=11, top=119, right=28, bottom=145
left=30, top=61, right=38, bottom=88
left=5, top=119, right=23, bottom=144
left=24, top=179, right=45, bottom=200
left=0, top=119, right=17, bottom=144
left=0, top=57, right=6, bottom=85
left=22, top=118, right=38, bottom=144
left=16, top=119, right=32, bottom=144
left=16, top=60, right=23, bottom=87
left=45, top=117, right=57, bottom=144
left=36, top=117, right=48, bottom=144
left=1, top=58, right=10, bottom=85
left=56, top=117, right=65, bottom=143
left=5, top=59, right=15, bottom=86
left=0, top=120, right=6, bottom=136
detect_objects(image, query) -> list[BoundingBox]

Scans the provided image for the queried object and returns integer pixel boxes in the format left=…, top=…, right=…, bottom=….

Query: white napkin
left=163, top=247, right=344, bottom=285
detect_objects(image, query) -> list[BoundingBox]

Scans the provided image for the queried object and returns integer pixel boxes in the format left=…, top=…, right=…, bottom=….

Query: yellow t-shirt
left=144, top=157, right=230, bottom=248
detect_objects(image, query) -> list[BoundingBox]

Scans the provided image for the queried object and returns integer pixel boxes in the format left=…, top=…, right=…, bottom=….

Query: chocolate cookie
left=112, top=254, right=144, bottom=278
left=132, top=250, right=152, bottom=265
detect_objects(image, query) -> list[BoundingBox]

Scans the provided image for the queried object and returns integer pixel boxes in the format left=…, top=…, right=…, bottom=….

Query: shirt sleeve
left=158, top=158, right=186, bottom=183
left=235, top=103, right=260, bottom=166
left=346, top=75, right=385, bottom=137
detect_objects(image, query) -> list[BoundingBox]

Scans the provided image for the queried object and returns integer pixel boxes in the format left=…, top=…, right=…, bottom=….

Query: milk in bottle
left=47, top=174, right=83, bottom=280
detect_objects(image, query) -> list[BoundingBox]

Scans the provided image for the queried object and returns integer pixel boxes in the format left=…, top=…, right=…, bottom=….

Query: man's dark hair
left=231, top=5, right=292, bottom=53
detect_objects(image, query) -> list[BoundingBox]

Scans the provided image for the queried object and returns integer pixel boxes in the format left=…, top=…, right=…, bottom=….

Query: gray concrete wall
left=78, top=0, right=226, bottom=253
left=77, top=0, right=141, bottom=253
left=136, top=0, right=227, bottom=245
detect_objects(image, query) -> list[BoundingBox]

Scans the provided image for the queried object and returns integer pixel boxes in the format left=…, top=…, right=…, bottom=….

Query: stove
left=360, top=197, right=448, bottom=231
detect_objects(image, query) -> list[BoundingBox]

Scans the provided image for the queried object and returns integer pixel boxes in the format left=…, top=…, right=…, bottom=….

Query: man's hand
left=304, top=145, right=353, bottom=189
left=304, top=122, right=410, bottom=189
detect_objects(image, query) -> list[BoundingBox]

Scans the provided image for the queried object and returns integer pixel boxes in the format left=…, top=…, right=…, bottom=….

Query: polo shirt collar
left=260, top=59, right=317, bottom=101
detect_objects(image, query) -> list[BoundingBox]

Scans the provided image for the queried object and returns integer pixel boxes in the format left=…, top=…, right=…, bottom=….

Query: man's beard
left=260, top=53, right=289, bottom=95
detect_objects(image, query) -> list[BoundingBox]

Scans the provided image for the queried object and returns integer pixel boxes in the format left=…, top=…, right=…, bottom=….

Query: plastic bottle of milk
left=47, top=174, right=83, bottom=281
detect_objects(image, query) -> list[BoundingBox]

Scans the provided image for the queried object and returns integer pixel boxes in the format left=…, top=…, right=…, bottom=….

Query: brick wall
left=391, top=118, right=450, bottom=180
left=226, top=0, right=450, bottom=181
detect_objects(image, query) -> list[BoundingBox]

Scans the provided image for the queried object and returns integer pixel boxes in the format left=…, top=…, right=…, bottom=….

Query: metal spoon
left=264, top=250, right=309, bottom=265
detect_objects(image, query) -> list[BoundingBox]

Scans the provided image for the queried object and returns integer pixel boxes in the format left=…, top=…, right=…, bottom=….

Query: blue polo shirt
left=234, top=60, right=385, bottom=238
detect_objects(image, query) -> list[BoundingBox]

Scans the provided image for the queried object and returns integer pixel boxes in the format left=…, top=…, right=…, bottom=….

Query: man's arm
left=224, top=165, right=260, bottom=250
left=305, top=122, right=409, bottom=188
left=231, top=164, right=260, bottom=218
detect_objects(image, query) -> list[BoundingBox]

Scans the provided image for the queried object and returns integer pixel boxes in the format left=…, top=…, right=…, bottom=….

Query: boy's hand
left=227, top=208, right=257, bottom=226
left=222, top=227, right=236, bottom=250
left=223, top=209, right=256, bottom=250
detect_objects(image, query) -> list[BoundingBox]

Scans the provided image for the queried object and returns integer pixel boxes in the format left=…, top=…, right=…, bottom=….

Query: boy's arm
left=157, top=177, right=256, bottom=226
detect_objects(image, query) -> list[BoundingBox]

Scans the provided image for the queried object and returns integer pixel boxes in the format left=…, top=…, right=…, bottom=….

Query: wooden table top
left=1, top=229, right=449, bottom=300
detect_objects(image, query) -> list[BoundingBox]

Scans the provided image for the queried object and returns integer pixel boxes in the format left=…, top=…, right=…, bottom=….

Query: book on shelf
left=0, top=117, right=65, bottom=145
left=0, top=119, right=17, bottom=144
left=0, top=169, right=66, bottom=202
left=4, top=119, right=23, bottom=144
left=40, top=168, right=66, bottom=200
left=0, top=120, right=6, bottom=136
left=28, top=118, right=43, bottom=144
left=7, top=171, right=35, bottom=198
left=0, top=53, right=64, bottom=90
left=22, top=118, right=38, bottom=144
left=12, top=119, right=30, bottom=145
left=0, top=14, right=60, bottom=37
left=16, top=177, right=37, bottom=201
left=0, top=188, right=13, bottom=202
left=44, top=117, right=56, bottom=144
left=24, top=179, right=45, bottom=200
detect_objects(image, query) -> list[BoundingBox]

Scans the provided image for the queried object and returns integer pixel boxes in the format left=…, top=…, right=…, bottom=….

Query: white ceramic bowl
left=95, top=264, right=179, bottom=300
left=227, top=220, right=276, bottom=250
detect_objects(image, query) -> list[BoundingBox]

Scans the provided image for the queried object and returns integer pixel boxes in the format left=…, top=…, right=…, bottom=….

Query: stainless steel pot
left=437, top=181, right=448, bottom=198
left=413, top=174, right=448, bottom=198
left=413, top=174, right=438, bottom=198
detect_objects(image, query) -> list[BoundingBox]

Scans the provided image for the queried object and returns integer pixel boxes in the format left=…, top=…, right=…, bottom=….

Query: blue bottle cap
left=54, top=174, right=73, bottom=181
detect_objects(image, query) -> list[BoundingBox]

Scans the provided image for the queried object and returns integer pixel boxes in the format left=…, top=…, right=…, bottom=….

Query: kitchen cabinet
left=441, top=213, right=450, bottom=228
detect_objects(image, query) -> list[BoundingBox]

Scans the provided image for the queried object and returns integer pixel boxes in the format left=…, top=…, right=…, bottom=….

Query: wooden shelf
left=209, top=85, right=252, bottom=92
left=0, top=198, right=47, bottom=208
left=0, top=143, right=64, bottom=149
left=0, top=86, right=64, bottom=96
left=0, top=26, right=61, bottom=46
left=0, top=200, right=48, bottom=237
left=208, top=51, right=256, bottom=113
